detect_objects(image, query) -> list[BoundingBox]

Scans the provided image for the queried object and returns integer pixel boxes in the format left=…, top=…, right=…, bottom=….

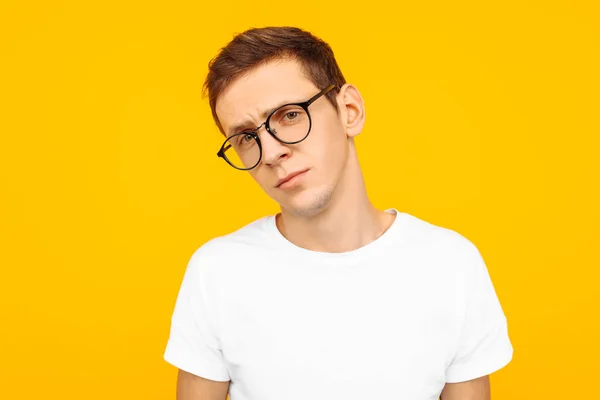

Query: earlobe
left=338, top=84, right=366, bottom=139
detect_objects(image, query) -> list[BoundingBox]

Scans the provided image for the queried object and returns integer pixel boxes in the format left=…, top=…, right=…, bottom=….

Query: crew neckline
left=263, top=208, right=408, bottom=264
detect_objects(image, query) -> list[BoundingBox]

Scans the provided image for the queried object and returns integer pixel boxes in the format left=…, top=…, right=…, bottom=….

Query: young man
left=163, top=27, right=513, bottom=400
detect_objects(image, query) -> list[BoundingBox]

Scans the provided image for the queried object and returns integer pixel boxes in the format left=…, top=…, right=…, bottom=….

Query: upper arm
left=440, top=375, right=490, bottom=400
left=444, top=238, right=513, bottom=383
left=164, top=248, right=232, bottom=392
left=176, top=369, right=230, bottom=400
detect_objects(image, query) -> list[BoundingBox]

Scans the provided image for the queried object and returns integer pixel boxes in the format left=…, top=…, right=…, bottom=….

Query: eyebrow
left=226, top=98, right=300, bottom=137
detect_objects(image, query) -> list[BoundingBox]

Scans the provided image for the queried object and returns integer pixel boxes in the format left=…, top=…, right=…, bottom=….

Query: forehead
left=215, top=58, right=318, bottom=134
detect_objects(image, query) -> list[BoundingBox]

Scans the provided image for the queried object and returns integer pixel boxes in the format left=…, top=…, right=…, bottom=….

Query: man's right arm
left=176, top=369, right=230, bottom=400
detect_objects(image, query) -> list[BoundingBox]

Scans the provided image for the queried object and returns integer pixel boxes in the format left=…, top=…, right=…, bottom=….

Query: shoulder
left=398, top=212, right=485, bottom=273
left=401, top=213, right=479, bottom=251
left=185, top=215, right=272, bottom=274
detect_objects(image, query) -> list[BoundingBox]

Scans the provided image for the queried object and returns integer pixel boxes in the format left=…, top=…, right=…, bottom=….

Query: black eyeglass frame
left=216, top=84, right=336, bottom=171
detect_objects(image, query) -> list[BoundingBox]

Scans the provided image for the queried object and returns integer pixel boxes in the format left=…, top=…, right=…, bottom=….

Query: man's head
left=204, top=27, right=366, bottom=218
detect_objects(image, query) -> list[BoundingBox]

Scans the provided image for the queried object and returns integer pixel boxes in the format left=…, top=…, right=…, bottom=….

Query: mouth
left=276, top=169, right=309, bottom=189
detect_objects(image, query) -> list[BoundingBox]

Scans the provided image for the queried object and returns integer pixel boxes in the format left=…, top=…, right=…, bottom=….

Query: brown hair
left=203, top=26, right=347, bottom=134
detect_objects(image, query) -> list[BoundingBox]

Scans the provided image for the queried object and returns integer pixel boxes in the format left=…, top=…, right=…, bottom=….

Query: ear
left=336, top=83, right=366, bottom=138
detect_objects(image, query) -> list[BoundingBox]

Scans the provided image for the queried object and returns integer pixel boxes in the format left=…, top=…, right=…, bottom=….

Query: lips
left=276, top=169, right=308, bottom=188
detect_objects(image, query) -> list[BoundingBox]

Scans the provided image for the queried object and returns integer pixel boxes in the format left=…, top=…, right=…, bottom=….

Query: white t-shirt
left=163, top=209, right=513, bottom=400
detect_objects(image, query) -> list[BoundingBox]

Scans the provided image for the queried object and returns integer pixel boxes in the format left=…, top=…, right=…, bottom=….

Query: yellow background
left=1, top=0, right=598, bottom=398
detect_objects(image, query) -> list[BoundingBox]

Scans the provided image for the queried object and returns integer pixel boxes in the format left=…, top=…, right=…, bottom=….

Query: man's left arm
left=442, top=238, right=514, bottom=398
left=440, top=375, right=490, bottom=400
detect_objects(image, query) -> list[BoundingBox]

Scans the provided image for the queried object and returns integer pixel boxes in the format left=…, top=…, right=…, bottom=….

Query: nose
left=258, top=125, right=290, bottom=166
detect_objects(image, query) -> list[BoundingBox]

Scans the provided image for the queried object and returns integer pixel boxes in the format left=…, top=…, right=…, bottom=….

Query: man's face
left=215, top=58, right=350, bottom=217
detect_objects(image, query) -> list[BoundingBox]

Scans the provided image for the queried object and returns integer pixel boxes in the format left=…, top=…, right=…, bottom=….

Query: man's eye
left=237, top=133, right=254, bottom=145
left=285, top=111, right=299, bottom=120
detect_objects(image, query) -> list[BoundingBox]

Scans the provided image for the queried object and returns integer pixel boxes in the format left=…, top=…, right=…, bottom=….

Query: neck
left=276, top=144, right=396, bottom=253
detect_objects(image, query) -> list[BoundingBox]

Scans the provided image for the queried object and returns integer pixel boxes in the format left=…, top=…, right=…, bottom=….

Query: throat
left=275, top=206, right=395, bottom=253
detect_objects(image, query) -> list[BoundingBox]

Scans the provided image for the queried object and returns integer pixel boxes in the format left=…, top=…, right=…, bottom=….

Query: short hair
left=203, top=26, right=347, bottom=134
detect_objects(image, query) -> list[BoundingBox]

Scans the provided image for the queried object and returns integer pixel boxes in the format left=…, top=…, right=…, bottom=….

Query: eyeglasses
left=216, top=84, right=336, bottom=170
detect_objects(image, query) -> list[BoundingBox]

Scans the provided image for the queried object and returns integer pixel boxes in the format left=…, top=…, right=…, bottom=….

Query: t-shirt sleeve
left=163, top=248, right=231, bottom=381
left=445, top=241, right=514, bottom=383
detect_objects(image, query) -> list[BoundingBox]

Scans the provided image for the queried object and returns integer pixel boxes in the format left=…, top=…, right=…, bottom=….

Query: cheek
left=308, top=123, right=348, bottom=170
left=250, top=170, right=271, bottom=189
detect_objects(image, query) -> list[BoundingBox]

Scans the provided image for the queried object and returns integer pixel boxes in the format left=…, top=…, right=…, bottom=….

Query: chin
left=281, top=185, right=334, bottom=218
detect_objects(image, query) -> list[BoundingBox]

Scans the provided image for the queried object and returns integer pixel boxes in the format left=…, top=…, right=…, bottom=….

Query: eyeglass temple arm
left=217, top=144, right=231, bottom=157
left=306, top=84, right=336, bottom=106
